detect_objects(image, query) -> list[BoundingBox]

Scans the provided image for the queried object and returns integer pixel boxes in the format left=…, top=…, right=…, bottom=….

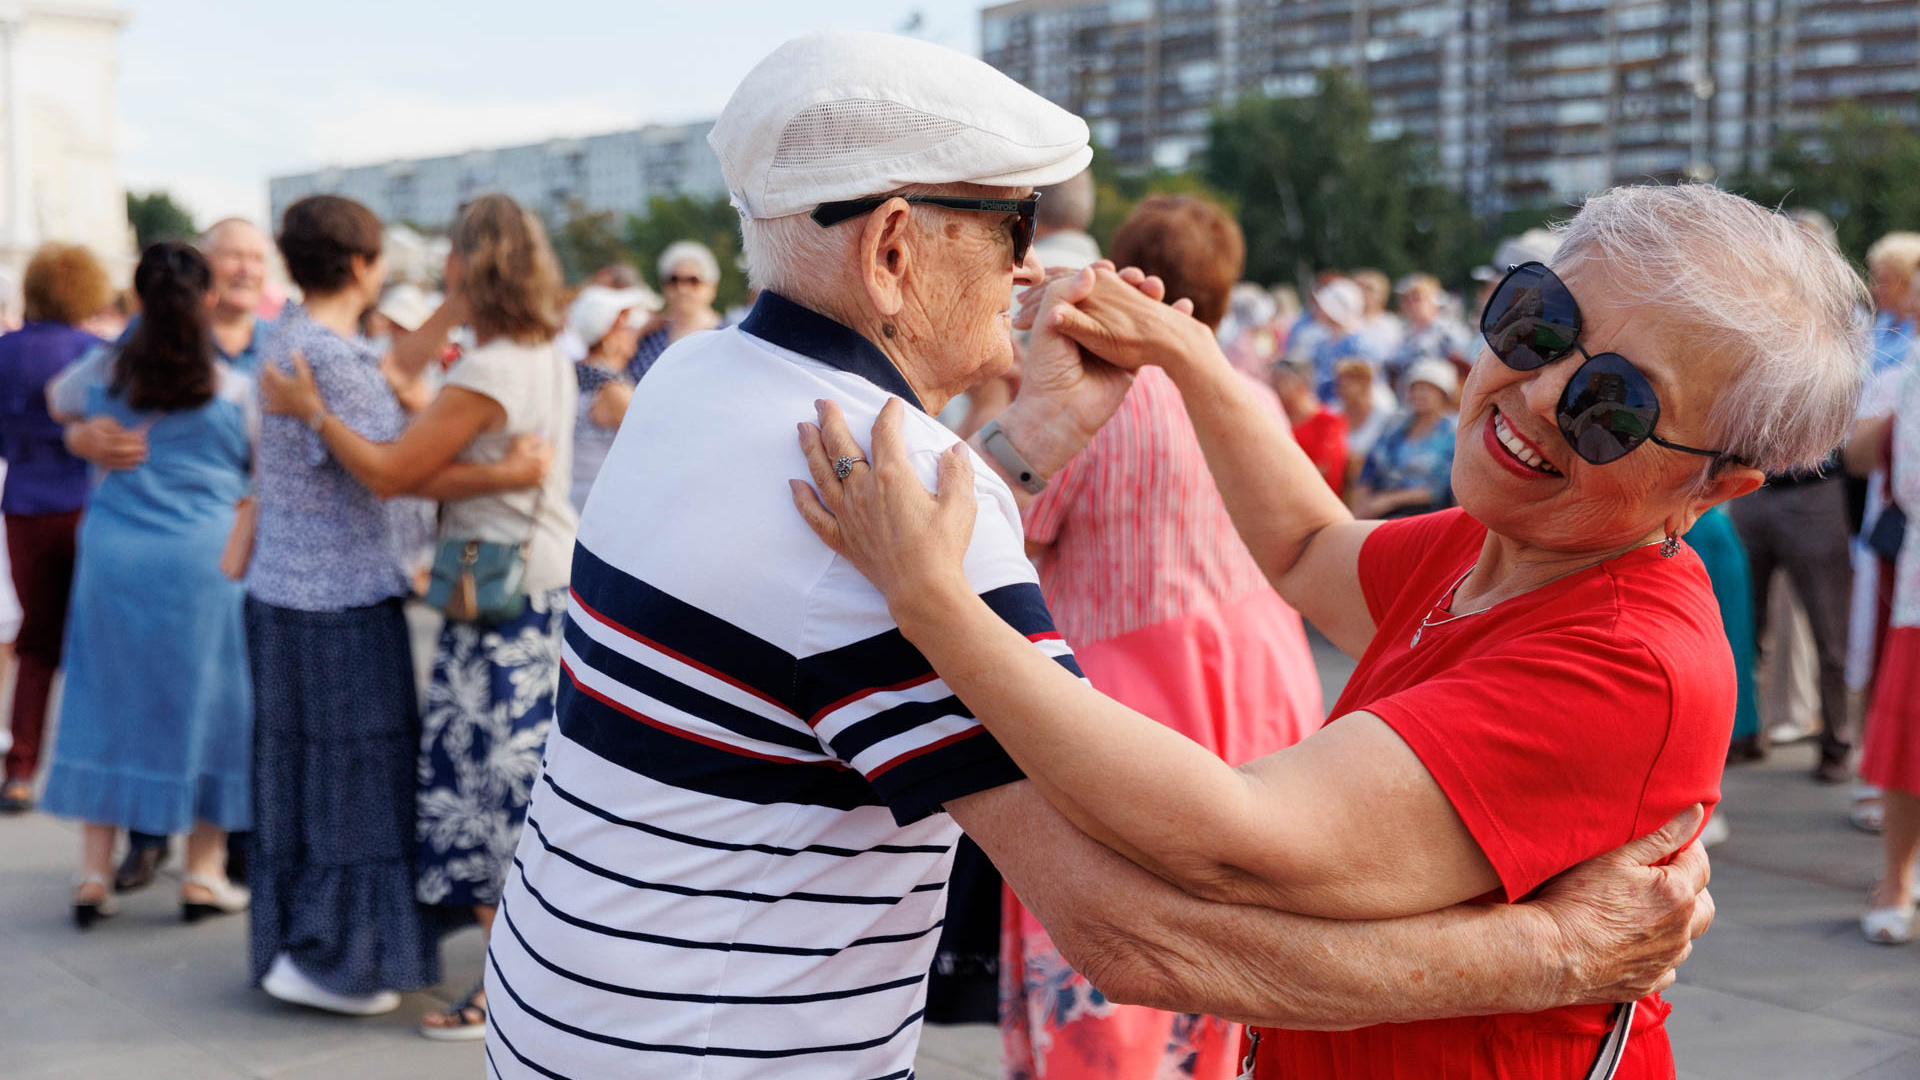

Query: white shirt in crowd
left=438, top=338, right=579, bottom=594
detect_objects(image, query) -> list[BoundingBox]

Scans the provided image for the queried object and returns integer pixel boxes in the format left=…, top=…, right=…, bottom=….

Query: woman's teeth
left=1494, top=412, right=1560, bottom=474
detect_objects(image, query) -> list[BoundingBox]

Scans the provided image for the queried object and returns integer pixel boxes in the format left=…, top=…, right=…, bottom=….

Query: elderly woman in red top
left=1005, top=194, right=1322, bottom=1080
left=791, top=183, right=1869, bottom=1078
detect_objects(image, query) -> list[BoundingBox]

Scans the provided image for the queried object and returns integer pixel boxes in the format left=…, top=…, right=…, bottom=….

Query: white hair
left=657, top=239, right=721, bottom=284
left=738, top=183, right=993, bottom=307
left=741, top=212, right=856, bottom=300
left=197, top=217, right=266, bottom=252
left=1866, top=231, right=1920, bottom=278
left=1550, top=184, right=1869, bottom=476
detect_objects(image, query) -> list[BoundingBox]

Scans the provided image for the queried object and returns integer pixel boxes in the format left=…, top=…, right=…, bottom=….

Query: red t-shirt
left=1290, top=407, right=1349, bottom=497
left=1248, top=508, right=1732, bottom=1080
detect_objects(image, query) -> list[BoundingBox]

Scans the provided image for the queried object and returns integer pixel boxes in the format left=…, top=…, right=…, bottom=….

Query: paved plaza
left=2, top=638, right=1918, bottom=1078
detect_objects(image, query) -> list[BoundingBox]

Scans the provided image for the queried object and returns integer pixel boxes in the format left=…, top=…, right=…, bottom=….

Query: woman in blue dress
left=1350, top=358, right=1460, bottom=520
left=40, top=241, right=256, bottom=927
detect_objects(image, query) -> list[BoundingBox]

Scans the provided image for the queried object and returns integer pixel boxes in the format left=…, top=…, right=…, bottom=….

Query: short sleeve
left=1363, top=631, right=1705, bottom=900
left=796, top=443, right=1078, bottom=825
left=1355, top=508, right=1476, bottom=622
left=49, top=344, right=112, bottom=419
left=445, top=344, right=525, bottom=430
left=304, top=344, right=403, bottom=467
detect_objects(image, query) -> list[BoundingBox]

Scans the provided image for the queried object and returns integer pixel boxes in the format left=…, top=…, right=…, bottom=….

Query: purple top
left=0, top=321, right=103, bottom=516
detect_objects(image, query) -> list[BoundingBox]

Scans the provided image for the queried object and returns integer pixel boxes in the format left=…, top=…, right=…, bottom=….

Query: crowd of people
left=0, top=24, right=1909, bottom=1080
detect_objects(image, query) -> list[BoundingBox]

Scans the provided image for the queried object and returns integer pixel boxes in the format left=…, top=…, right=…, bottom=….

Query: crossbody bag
left=423, top=353, right=554, bottom=625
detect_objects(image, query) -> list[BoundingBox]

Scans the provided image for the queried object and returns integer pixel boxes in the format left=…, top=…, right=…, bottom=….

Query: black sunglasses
left=1480, top=262, right=1745, bottom=467
left=810, top=194, right=1040, bottom=267
left=662, top=275, right=708, bottom=287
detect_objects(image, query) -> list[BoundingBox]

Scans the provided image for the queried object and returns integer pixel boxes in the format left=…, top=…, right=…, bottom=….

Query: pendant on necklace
left=1410, top=626, right=1423, bottom=647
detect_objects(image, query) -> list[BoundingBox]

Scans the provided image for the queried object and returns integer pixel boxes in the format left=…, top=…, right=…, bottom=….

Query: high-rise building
left=980, top=0, right=1920, bottom=215
left=267, top=122, right=726, bottom=234
left=0, top=0, right=132, bottom=297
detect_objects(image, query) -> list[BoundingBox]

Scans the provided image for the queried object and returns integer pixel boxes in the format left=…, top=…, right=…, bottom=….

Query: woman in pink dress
left=1004, top=195, right=1324, bottom=1080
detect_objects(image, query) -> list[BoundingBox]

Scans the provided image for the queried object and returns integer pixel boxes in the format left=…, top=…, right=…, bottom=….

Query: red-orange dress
left=1005, top=369, right=1324, bottom=1080
left=1243, top=508, right=1731, bottom=1079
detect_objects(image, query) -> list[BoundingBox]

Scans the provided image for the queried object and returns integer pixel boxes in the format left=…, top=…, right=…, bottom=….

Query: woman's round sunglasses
left=1480, top=262, right=1747, bottom=467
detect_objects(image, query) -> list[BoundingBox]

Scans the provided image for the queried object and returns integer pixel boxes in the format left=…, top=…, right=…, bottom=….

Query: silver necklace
left=1410, top=538, right=1671, bottom=647
left=1411, top=566, right=1488, bottom=647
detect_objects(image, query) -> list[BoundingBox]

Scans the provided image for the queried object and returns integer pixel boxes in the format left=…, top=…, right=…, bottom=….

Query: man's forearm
left=951, top=781, right=1565, bottom=1032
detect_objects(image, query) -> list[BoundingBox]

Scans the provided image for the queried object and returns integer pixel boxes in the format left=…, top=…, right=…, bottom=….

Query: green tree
left=1086, top=147, right=1235, bottom=255
left=125, top=191, right=196, bottom=250
left=550, top=200, right=632, bottom=285
left=625, top=194, right=750, bottom=311
left=1200, top=71, right=1481, bottom=288
left=1731, top=103, right=1920, bottom=264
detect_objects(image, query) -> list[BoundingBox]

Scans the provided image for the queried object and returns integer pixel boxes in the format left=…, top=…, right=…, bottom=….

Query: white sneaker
left=1862, top=904, right=1916, bottom=945
left=1699, top=814, right=1731, bottom=848
left=262, top=953, right=401, bottom=1015
left=1769, top=719, right=1818, bottom=745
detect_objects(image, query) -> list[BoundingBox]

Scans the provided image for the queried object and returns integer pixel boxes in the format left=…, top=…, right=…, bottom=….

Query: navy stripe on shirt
left=507, top=858, right=945, bottom=957
left=555, top=680, right=882, bottom=813
left=539, top=773, right=949, bottom=858
left=560, top=617, right=822, bottom=754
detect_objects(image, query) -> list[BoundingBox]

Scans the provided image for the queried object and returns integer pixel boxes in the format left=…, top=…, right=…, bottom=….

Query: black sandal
left=0, top=780, right=33, bottom=814
left=418, top=980, right=488, bottom=1042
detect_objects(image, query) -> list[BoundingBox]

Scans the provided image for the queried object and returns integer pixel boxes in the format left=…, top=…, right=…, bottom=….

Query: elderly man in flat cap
left=483, top=32, right=1711, bottom=1080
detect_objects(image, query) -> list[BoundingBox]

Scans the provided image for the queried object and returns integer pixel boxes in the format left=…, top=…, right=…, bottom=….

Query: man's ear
left=857, top=198, right=915, bottom=319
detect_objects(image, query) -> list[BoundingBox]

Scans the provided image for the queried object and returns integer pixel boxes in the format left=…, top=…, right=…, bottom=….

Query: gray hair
left=1550, top=184, right=1869, bottom=476
left=1037, top=168, right=1095, bottom=232
left=657, top=240, right=721, bottom=284
left=197, top=217, right=266, bottom=252
left=739, top=183, right=984, bottom=305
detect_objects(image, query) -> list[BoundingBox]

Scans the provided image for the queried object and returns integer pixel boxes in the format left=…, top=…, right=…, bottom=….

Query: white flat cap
left=710, top=31, right=1093, bottom=221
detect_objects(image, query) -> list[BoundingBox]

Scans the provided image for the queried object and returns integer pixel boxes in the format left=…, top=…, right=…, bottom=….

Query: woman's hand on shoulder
left=258, top=350, right=325, bottom=421
left=791, top=398, right=977, bottom=625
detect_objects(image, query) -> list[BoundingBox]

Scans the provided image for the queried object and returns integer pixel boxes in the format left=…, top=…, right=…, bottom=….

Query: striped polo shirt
left=484, top=291, right=1080, bottom=1080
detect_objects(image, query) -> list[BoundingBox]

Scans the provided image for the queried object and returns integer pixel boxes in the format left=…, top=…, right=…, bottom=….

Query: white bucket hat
left=709, top=31, right=1093, bottom=221
left=1405, top=358, right=1460, bottom=400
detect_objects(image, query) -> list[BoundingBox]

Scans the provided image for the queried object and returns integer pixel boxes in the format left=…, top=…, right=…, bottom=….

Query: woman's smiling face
left=1451, top=261, right=1753, bottom=556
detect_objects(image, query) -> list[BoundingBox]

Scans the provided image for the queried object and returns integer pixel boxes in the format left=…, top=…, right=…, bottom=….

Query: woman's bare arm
left=261, top=350, right=503, bottom=499
left=950, top=780, right=1711, bottom=1029
left=1045, top=274, right=1380, bottom=655
left=793, top=401, right=1492, bottom=917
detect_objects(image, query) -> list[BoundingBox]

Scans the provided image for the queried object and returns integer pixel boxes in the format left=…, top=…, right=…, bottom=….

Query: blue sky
left=116, top=0, right=983, bottom=225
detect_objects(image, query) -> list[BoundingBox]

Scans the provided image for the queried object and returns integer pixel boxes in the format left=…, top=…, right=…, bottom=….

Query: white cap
left=375, top=284, right=436, bottom=333
left=1405, top=358, right=1460, bottom=399
left=1474, top=228, right=1563, bottom=281
left=568, top=285, right=649, bottom=349
left=709, top=31, right=1093, bottom=221
left=1314, top=279, right=1365, bottom=331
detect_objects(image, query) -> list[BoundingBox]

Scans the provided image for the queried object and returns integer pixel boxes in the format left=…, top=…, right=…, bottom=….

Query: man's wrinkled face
left=206, top=222, right=269, bottom=318
left=902, top=187, right=1040, bottom=401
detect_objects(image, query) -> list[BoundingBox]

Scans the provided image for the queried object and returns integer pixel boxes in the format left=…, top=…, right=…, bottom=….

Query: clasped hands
left=791, top=261, right=1210, bottom=606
